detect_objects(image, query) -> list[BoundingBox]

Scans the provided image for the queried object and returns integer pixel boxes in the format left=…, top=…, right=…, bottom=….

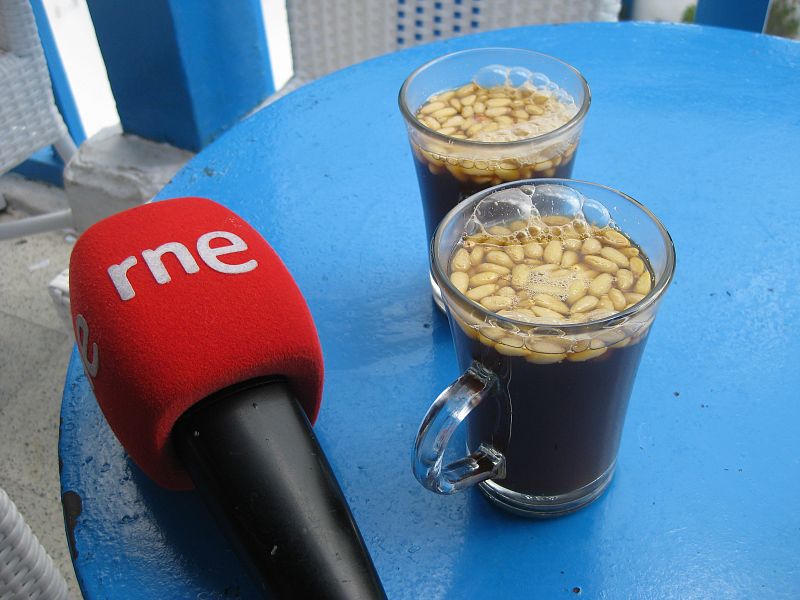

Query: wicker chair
left=0, top=0, right=76, bottom=240
left=0, top=487, right=70, bottom=600
left=281, top=0, right=620, bottom=92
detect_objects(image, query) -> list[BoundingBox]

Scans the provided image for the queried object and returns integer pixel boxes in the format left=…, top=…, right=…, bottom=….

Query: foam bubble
left=474, top=65, right=510, bottom=88
left=464, top=183, right=618, bottom=247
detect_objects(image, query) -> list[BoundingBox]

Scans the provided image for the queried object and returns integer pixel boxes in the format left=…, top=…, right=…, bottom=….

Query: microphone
left=68, top=197, right=386, bottom=599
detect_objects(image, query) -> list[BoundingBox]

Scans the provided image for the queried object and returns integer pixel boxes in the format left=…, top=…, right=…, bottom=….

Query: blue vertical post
left=695, top=0, right=772, bottom=32
left=86, top=0, right=275, bottom=152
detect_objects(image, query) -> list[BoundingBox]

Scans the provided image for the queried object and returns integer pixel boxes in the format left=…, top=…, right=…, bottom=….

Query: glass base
left=478, top=460, right=616, bottom=518
left=430, top=270, right=445, bottom=312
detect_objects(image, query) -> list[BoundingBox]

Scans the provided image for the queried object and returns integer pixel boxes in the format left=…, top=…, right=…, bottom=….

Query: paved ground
left=0, top=176, right=80, bottom=598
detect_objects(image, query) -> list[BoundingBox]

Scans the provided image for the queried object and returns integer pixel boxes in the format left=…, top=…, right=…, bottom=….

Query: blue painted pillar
left=695, top=0, right=772, bottom=32
left=86, top=0, right=275, bottom=152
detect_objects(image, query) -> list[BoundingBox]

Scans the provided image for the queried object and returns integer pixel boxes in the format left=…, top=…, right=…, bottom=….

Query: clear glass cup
left=412, top=179, right=676, bottom=517
left=398, top=48, right=591, bottom=308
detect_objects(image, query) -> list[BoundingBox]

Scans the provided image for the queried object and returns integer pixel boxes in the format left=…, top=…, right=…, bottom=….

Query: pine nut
left=543, top=240, right=564, bottom=264
left=533, top=294, right=570, bottom=315
left=450, top=271, right=469, bottom=294
left=589, top=272, right=613, bottom=296
left=616, top=269, right=634, bottom=291
left=469, top=271, right=500, bottom=287
left=420, top=101, right=445, bottom=115
left=571, top=295, right=599, bottom=314
left=600, top=246, right=630, bottom=268
left=466, top=284, right=498, bottom=301
left=485, top=107, right=511, bottom=117
left=486, top=250, right=515, bottom=269
left=481, top=295, right=514, bottom=312
left=567, top=280, right=588, bottom=305
left=451, top=248, right=470, bottom=272
left=476, top=263, right=511, bottom=276
left=584, top=255, right=619, bottom=274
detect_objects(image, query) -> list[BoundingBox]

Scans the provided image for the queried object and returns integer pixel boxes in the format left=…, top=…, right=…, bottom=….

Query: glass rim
left=431, top=178, right=677, bottom=334
left=398, top=47, right=592, bottom=149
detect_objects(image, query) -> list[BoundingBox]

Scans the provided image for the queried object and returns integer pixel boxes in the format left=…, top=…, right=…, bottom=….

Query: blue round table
left=60, top=22, right=800, bottom=599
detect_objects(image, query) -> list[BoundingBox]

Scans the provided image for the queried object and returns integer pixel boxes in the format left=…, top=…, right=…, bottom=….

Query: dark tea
left=446, top=212, right=655, bottom=498
left=408, top=77, right=582, bottom=241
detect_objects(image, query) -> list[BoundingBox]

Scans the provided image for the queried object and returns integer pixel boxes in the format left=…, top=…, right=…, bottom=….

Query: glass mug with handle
left=413, top=179, right=675, bottom=516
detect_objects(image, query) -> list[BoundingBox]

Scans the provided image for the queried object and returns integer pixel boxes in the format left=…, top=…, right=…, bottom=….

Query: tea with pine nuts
left=445, top=184, right=656, bottom=496
left=411, top=67, right=581, bottom=241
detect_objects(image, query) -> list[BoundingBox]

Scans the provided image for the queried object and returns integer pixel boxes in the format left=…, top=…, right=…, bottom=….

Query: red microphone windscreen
left=69, top=197, right=323, bottom=490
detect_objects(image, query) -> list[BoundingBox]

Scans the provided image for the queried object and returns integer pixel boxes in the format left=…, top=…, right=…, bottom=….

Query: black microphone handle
left=173, top=377, right=387, bottom=600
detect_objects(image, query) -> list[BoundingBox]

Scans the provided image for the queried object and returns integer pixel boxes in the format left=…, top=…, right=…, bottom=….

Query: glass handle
left=413, top=362, right=506, bottom=494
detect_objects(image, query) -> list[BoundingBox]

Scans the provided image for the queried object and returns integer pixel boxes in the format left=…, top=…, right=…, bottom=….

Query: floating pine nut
left=608, top=288, right=626, bottom=311
left=422, top=116, right=441, bottom=130
left=466, top=283, right=498, bottom=301
left=473, top=101, right=486, bottom=114
left=511, top=264, right=531, bottom=288
left=485, top=106, right=511, bottom=117
left=616, top=268, right=634, bottom=291
left=431, top=107, right=457, bottom=120
left=523, top=242, right=543, bottom=259
left=598, top=295, right=614, bottom=311
left=461, top=94, right=477, bottom=106
left=566, top=347, right=608, bottom=362
left=442, top=115, right=465, bottom=128
left=621, top=247, right=640, bottom=258
left=420, top=101, right=446, bottom=115
left=449, top=98, right=462, bottom=111
left=498, top=286, right=516, bottom=297
left=486, top=250, right=515, bottom=269
left=450, top=271, right=469, bottom=294
left=532, top=306, right=565, bottom=320
left=567, top=280, right=588, bottom=305
left=600, top=228, right=631, bottom=248
left=584, top=255, right=619, bottom=274
left=469, top=271, right=500, bottom=287
left=525, top=104, right=545, bottom=115
left=461, top=106, right=474, bottom=118
left=623, top=292, right=645, bottom=305
left=571, top=295, right=599, bottom=314
left=533, top=294, right=570, bottom=315
left=466, top=122, right=484, bottom=137
left=451, top=248, right=470, bottom=272
left=589, top=272, right=613, bottom=296
left=561, top=250, right=579, bottom=268
left=543, top=240, right=564, bottom=264
left=476, top=262, right=511, bottom=276
left=630, top=256, right=645, bottom=277
left=634, top=272, right=652, bottom=295
left=481, top=295, right=514, bottom=312
left=600, top=246, right=630, bottom=268
left=455, top=83, right=476, bottom=97
left=486, top=98, right=512, bottom=107
left=564, top=238, right=583, bottom=252
left=496, top=338, right=530, bottom=357
left=505, top=245, right=525, bottom=263
left=469, top=246, right=485, bottom=266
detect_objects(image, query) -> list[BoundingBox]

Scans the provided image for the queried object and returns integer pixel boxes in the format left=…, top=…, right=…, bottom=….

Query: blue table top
left=60, top=22, right=800, bottom=599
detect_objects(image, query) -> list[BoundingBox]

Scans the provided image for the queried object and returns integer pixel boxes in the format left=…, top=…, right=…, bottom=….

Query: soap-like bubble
left=473, top=65, right=510, bottom=88
left=508, top=67, right=533, bottom=88
left=530, top=183, right=584, bottom=220
left=530, top=72, right=551, bottom=89
left=581, top=197, right=611, bottom=227
left=467, top=188, right=534, bottom=234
